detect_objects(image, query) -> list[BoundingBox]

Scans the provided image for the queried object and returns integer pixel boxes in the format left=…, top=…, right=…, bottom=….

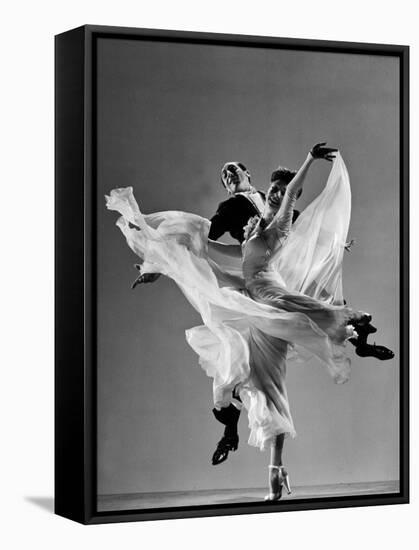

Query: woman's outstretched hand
left=310, top=142, right=338, bottom=162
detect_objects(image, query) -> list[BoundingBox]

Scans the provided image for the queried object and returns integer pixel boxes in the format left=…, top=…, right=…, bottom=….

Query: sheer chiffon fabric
left=106, top=154, right=353, bottom=449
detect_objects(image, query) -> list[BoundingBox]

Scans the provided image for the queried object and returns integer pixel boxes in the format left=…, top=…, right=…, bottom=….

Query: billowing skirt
left=106, top=154, right=353, bottom=449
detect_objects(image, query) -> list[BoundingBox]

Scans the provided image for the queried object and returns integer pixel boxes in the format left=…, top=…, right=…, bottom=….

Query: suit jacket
left=209, top=192, right=299, bottom=244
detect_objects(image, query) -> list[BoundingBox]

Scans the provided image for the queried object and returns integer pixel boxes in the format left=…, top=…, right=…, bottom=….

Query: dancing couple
left=106, top=143, right=394, bottom=501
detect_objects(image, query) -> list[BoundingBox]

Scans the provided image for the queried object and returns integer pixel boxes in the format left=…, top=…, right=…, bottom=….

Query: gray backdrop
left=96, top=38, right=399, bottom=495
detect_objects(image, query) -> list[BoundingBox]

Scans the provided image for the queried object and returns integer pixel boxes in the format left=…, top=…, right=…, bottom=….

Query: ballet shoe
left=264, top=465, right=292, bottom=501
left=355, top=343, right=394, bottom=361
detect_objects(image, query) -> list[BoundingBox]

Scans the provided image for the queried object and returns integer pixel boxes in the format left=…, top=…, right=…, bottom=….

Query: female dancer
left=207, top=143, right=368, bottom=499
left=106, top=143, right=387, bottom=501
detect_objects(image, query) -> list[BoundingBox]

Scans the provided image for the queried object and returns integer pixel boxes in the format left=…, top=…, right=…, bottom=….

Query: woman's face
left=221, top=162, right=251, bottom=193
left=266, top=180, right=287, bottom=210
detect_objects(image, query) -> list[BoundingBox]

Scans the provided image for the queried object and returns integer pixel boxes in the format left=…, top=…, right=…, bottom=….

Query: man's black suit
left=209, top=192, right=299, bottom=244
left=209, top=192, right=265, bottom=243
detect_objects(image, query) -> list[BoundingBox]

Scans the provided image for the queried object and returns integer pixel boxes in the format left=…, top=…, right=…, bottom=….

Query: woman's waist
left=244, top=269, right=286, bottom=290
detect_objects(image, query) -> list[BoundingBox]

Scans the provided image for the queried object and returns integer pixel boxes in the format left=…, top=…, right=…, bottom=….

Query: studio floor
left=97, top=480, right=399, bottom=512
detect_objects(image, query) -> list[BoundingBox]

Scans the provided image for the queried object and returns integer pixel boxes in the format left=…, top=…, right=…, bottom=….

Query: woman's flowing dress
left=106, top=153, right=354, bottom=449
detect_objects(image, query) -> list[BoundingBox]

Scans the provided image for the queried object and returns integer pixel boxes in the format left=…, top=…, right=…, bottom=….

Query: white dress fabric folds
left=106, top=153, right=355, bottom=450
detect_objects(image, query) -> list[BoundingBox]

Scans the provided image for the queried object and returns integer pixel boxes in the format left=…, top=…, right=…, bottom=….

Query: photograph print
left=94, top=30, right=405, bottom=515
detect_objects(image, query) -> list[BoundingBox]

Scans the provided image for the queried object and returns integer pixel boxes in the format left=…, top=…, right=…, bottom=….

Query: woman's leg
left=266, top=434, right=286, bottom=499
left=266, top=434, right=292, bottom=500
left=270, top=433, right=285, bottom=467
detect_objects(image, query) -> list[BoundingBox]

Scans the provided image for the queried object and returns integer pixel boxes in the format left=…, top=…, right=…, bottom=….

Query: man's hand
left=131, top=264, right=161, bottom=289
left=310, top=142, right=338, bottom=162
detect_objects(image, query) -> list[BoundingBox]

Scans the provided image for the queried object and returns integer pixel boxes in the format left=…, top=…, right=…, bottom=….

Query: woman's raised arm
left=267, top=143, right=337, bottom=233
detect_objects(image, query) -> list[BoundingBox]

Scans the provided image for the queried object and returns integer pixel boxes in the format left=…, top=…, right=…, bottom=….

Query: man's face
left=221, top=162, right=251, bottom=194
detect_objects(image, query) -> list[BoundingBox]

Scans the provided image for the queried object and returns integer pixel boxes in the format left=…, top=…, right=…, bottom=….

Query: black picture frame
left=55, top=24, right=409, bottom=525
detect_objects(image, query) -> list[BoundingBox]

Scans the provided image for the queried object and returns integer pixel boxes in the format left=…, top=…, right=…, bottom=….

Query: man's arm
left=208, top=199, right=234, bottom=241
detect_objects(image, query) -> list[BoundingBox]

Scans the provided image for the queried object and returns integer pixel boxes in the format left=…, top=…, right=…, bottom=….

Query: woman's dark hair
left=270, top=166, right=297, bottom=184
left=270, top=166, right=302, bottom=198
